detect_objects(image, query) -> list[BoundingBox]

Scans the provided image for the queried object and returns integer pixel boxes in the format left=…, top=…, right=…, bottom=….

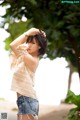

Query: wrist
left=24, top=32, right=29, bottom=38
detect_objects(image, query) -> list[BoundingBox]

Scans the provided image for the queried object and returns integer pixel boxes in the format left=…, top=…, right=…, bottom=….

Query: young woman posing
left=10, top=28, right=47, bottom=120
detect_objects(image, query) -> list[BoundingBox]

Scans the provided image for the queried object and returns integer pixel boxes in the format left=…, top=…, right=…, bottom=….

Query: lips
left=27, top=48, right=30, bottom=51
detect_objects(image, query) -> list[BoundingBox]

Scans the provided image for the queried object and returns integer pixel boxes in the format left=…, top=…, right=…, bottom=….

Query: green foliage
left=65, top=90, right=80, bottom=120
left=4, top=36, right=12, bottom=50
left=0, top=98, right=5, bottom=100
left=0, top=0, right=80, bottom=74
left=4, top=20, right=31, bottom=50
left=65, top=90, right=80, bottom=107
left=68, top=108, right=77, bottom=120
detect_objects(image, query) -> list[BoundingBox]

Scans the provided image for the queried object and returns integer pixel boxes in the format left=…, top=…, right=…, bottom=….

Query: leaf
left=4, top=36, right=12, bottom=50
left=65, top=90, right=80, bottom=108
left=68, top=108, right=77, bottom=120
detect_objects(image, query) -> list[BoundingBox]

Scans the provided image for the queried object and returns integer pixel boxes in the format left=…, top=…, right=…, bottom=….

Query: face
left=26, top=38, right=40, bottom=56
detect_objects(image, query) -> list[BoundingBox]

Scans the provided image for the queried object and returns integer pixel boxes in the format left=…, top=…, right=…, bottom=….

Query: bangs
left=26, top=36, right=34, bottom=43
left=26, top=35, right=39, bottom=45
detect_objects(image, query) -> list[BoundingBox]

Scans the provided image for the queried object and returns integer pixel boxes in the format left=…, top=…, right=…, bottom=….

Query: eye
left=32, top=41, right=36, bottom=44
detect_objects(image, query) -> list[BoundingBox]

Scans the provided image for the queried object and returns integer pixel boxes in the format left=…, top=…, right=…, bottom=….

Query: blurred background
left=0, top=27, right=80, bottom=105
left=0, top=1, right=80, bottom=120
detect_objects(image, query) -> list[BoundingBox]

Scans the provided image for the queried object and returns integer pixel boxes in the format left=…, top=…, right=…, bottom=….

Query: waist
left=17, top=92, right=22, bottom=98
left=17, top=92, right=38, bottom=100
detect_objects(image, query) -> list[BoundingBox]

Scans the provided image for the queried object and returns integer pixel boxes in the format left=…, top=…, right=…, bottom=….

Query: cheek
left=33, top=47, right=39, bottom=51
left=33, top=45, right=39, bottom=50
left=36, top=46, right=40, bottom=51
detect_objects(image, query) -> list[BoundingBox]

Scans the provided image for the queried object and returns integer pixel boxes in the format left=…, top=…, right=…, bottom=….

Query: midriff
left=17, top=92, right=22, bottom=98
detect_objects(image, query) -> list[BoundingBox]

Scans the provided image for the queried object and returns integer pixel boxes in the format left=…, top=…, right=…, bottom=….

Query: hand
left=16, top=44, right=28, bottom=57
left=39, top=30, right=46, bottom=37
left=25, top=28, right=40, bottom=36
left=17, top=44, right=28, bottom=50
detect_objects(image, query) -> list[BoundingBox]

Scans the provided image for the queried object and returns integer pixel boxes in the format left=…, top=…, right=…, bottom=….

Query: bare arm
left=10, top=28, right=40, bottom=57
left=10, top=28, right=40, bottom=71
left=10, top=33, right=28, bottom=57
left=23, top=52, right=39, bottom=72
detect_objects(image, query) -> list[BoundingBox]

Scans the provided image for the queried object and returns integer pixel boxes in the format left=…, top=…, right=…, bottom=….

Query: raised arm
left=10, top=28, right=40, bottom=57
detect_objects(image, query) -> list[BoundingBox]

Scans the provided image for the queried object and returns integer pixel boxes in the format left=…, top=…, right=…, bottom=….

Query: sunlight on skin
left=0, top=28, right=80, bottom=106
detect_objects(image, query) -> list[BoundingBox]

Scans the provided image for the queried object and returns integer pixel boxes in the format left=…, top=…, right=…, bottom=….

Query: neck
left=30, top=52, right=39, bottom=58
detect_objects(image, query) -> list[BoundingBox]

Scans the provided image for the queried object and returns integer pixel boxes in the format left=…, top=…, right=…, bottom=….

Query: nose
left=23, top=43, right=29, bottom=50
left=27, top=43, right=31, bottom=48
left=26, top=43, right=29, bottom=48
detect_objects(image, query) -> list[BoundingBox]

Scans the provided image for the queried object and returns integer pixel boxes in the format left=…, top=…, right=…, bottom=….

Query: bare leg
left=17, top=114, right=38, bottom=120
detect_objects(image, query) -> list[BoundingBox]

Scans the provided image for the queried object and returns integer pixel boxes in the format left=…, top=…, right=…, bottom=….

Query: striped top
left=11, top=55, right=38, bottom=100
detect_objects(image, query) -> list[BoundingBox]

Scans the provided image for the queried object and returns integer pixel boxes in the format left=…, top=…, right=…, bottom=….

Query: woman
left=10, top=28, right=47, bottom=120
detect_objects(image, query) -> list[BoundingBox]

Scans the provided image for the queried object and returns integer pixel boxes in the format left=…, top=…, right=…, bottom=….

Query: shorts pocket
left=28, top=98, right=39, bottom=115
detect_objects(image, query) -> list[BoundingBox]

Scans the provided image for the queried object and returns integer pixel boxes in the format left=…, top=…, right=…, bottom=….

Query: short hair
left=26, top=32, right=47, bottom=56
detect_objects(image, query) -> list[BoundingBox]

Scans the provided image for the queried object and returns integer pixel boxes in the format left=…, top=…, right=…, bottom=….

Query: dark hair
left=26, top=32, right=47, bottom=56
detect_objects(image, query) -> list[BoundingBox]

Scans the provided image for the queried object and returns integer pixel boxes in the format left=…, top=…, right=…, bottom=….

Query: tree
left=0, top=0, right=80, bottom=95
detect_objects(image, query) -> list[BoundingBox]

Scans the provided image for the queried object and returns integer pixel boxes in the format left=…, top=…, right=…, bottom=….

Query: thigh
left=17, top=114, right=38, bottom=120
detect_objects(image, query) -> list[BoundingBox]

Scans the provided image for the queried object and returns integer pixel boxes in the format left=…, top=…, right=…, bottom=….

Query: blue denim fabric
left=17, top=96, right=39, bottom=116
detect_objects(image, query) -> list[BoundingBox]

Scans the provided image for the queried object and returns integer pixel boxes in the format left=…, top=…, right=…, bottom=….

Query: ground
left=0, top=100, right=75, bottom=120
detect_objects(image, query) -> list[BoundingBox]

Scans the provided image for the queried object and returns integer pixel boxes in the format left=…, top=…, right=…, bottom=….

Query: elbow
left=9, top=43, right=16, bottom=52
left=10, top=42, right=16, bottom=49
left=10, top=43, right=12, bottom=48
left=10, top=43, right=13, bottom=50
left=10, top=43, right=12, bottom=49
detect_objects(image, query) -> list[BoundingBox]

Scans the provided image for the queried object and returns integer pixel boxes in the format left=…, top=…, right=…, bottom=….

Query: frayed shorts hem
left=17, top=113, right=38, bottom=120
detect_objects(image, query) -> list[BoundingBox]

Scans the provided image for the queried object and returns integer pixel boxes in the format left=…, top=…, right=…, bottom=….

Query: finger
left=40, top=30, right=46, bottom=37
left=42, top=31, right=46, bottom=37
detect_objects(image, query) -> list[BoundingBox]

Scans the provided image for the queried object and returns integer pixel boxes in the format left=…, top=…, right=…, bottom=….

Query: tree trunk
left=67, top=63, right=73, bottom=96
left=67, top=30, right=80, bottom=78
left=61, top=63, right=73, bottom=102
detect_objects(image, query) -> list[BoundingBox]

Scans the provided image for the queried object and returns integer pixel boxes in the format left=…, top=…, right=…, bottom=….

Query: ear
left=39, top=46, right=41, bottom=49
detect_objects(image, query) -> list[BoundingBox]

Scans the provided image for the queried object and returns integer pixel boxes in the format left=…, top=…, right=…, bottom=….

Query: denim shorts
left=16, top=96, right=39, bottom=116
